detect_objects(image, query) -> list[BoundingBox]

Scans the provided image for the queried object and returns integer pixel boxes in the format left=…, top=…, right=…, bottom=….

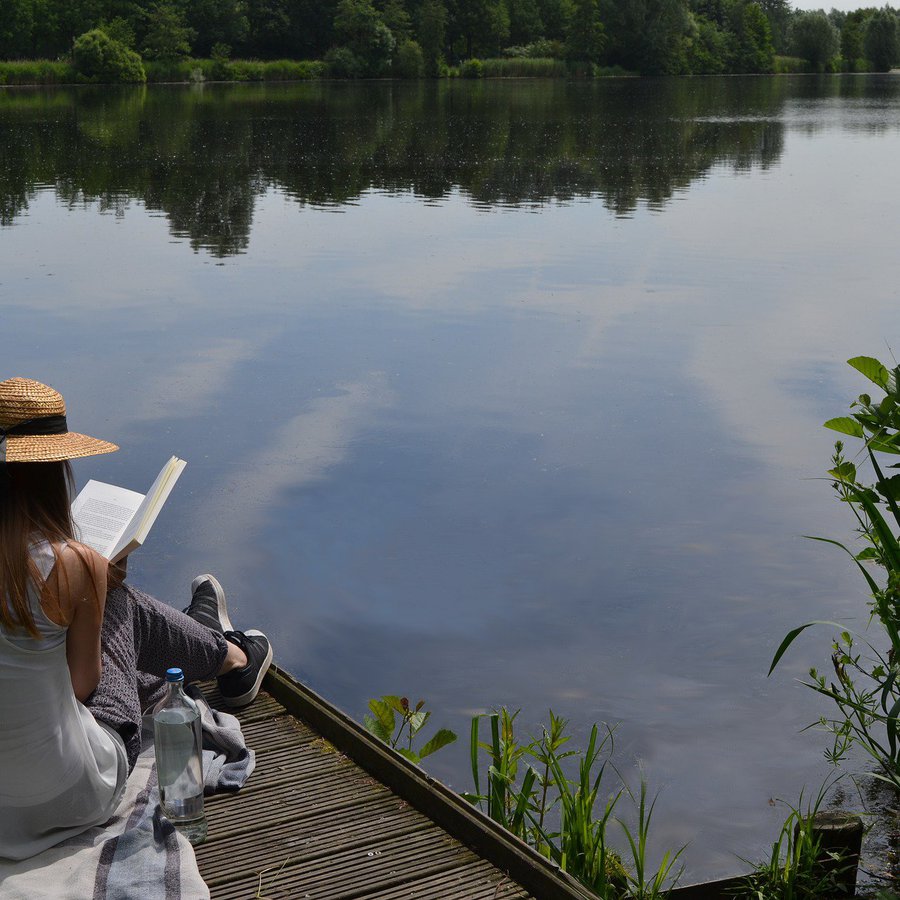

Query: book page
left=108, top=456, right=186, bottom=562
left=71, top=481, right=145, bottom=559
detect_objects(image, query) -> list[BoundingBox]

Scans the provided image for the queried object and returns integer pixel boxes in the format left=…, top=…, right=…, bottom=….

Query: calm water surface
left=3, top=76, right=900, bottom=879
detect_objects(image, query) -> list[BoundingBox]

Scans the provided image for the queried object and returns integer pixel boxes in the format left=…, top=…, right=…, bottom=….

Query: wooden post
left=802, top=811, right=864, bottom=898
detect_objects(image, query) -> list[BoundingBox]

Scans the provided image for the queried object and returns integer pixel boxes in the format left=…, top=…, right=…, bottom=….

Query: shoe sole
left=190, top=574, right=234, bottom=633
left=220, top=630, right=273, bottom=708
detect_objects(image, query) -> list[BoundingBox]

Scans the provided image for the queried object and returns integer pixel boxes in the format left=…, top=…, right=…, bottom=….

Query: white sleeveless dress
left=0, top=541, right=127, bottom=860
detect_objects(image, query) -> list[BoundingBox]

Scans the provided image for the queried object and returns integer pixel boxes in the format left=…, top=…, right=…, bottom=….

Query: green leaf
left=856, top=547, right=879, bottom=560
left=878, top=475, right=900, bottom=500
left=397, top=747, right=421, bottom=764
left=367, top=698, right=396, bottom=742
left=407, top=710, right=428, bottom=736
left=469, top=717, right=482, bottom=803
left=828, top=461, right=857, bottom=482
left=849, top=356, right=890, bottom=389
left=383, top=695, right=406, bottom=714
left=847, top=482, right=900, bottom=572
left=869, top=436, right=900, bottom=456
left=418, top=727, right=458, bottom=758
left=364, top=712, right=392, bottom=744
left=824, top=417, right=864, bottom=438
left=768, top=621, right=847, bottom=676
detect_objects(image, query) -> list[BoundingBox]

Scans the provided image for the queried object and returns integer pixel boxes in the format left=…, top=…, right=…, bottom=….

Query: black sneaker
left=184, top=574, right=234, bottom=634
left=218, top=630, right=273, bottom=708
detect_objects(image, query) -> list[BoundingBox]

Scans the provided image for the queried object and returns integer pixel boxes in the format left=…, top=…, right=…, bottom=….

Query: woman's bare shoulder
left=47, top=542, right=108, bottom=602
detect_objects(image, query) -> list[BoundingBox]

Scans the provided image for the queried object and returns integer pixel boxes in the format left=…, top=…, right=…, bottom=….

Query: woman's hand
left=108, top=555, right=128, bottom=589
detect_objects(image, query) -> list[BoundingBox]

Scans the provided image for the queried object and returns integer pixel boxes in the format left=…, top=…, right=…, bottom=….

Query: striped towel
left=0, top=743, right=210, bottom=900
left=0, top=692, right=254, bottom=899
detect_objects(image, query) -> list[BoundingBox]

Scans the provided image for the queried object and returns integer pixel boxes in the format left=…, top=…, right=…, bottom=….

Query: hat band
left=0, top=414, right=69, bottom=464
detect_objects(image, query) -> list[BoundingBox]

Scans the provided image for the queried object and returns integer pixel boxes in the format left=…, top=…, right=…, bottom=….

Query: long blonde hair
left=0, top=461, right=82, bottom=636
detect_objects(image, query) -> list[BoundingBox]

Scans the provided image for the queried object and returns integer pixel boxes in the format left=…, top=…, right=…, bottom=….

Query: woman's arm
left=43, top=544, right=109, bottom=702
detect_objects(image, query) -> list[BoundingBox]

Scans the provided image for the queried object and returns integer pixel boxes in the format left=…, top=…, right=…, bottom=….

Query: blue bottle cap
left=165, top=667, right=185, bottom=682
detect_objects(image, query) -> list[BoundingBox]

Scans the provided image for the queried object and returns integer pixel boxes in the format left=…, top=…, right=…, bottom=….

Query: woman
left=0, top=377, right=272, bottom=860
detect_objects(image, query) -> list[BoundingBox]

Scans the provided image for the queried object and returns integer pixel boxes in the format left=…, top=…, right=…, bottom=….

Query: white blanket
left=0, top=740, right=210, bottom=900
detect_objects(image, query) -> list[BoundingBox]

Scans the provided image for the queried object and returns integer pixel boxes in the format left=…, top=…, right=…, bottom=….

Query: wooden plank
left=261, top=664, right=595, bottom=900
left=199, top=682, right=538, bottom=900
left=198, top=672, right=761, bottom=900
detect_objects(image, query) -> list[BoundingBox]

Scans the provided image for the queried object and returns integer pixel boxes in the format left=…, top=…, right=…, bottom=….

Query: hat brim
left=5, top=432, right=119, bottom=463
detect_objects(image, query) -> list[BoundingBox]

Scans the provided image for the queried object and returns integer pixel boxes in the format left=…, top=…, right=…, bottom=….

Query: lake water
left=3, top=75, right=900, bottom=881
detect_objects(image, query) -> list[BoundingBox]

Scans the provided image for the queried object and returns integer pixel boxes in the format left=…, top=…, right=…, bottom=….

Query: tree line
left=0, top=0, right=897, bottom=76
left=0, top=79, right=788, bottom=251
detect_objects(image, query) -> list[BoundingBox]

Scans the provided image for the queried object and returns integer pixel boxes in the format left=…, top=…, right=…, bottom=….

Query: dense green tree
left=141, top=3, right=194, bottom=58
left=641, top=0, right=692, bottom=73
left=789, top=10, right=839, bottom=69
left=283, top=0, right=338, bottom=57
left=40, top=0, right=107, bottom=52
left=184, top=0, right=249, bottom=56
left=447, top=0, right=509, bottom=58
left=99, top=15, right=137, bottom=47
left=684, top=12, right=729, bottom=73
left=865, top=7, right=899, bottom=70
left=755, top=0, right=789, bottom=51
left=690, top=0, right=726, bottom=28
left=243, top=0, right=292, bottom=57
left=728, top=0, right=773, bottom=73
left=841, top=9, right=869, bottom=65
left=536, top=0, right=572, bottom=40
left=378, top=0, right=413, bottom=41
left=564, top=0, right=603, bottom=61
left=333, top=0, right=395, bottom=73
left=508, top=0, right=544, bottom=45
left=416, top=0, right=447, bottom=73
left=393, top=36, right=425, bottom=72
left=0, top=0, right=34, bottom=57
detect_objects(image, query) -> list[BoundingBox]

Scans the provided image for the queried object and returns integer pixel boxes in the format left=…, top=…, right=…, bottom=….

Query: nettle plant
left=363, top=695, right=457, bottom=764
left=771, top=356, right=900, bottom=788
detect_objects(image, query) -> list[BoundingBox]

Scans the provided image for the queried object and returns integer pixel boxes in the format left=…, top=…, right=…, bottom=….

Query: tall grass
left=738, top=781, right=856, bottom=900
left=479, top=57, right=569, bottom=78
left=0, top=60, right=75, bottom=85
left=464, top=709, right=683, bottom=899
left=144, top=58, right=324, bottom=83
left=0, top=57, right=326, bottom=85
left=773, top=56, right=807, bottom=74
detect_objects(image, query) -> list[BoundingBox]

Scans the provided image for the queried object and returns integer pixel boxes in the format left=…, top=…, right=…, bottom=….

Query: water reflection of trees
left=0, top=79, right=790, bottom=256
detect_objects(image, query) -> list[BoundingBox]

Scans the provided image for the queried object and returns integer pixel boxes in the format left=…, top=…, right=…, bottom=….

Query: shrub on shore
left=73, top=29, right=145, bottom=83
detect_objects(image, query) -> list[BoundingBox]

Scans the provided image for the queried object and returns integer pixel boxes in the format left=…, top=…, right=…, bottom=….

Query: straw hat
left=0, top=378, right=118, bottom=463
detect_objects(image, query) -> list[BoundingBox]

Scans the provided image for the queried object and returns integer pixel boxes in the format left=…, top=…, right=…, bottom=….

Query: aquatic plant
left=363, top=694, right=457, bottom=764
left=771, top=356, right=900, bottom=791
left=737, top=780, right=856, bottom=900
left=464, top=708, right=682, bottom=899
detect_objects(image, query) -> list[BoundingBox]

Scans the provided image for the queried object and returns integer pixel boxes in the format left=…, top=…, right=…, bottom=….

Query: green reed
left=464, top=708, right=682, bottom=899
left=737, top=780, right=855, bottom=900
left=0, top=60, right=75, bottom=85
left=479, top=57, right=569, bottom=78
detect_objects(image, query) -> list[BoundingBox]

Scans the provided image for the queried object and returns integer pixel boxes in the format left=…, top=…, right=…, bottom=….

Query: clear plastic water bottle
left=152, top=667, right=207, bottom=845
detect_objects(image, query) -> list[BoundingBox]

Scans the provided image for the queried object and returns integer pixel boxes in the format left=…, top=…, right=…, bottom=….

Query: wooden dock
left=196, top=664, right=597, bottom=900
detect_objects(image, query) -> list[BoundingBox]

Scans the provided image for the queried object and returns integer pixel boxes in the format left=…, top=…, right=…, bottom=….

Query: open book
left=71, top=456, right=187, bottom=563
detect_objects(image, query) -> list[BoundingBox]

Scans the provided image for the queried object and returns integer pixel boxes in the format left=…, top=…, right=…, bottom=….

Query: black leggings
left=85, top=583, right=228, bottom=772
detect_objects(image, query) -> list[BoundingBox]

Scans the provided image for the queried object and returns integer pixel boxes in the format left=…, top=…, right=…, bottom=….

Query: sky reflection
left=3, top=78, right=900, bottom=878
